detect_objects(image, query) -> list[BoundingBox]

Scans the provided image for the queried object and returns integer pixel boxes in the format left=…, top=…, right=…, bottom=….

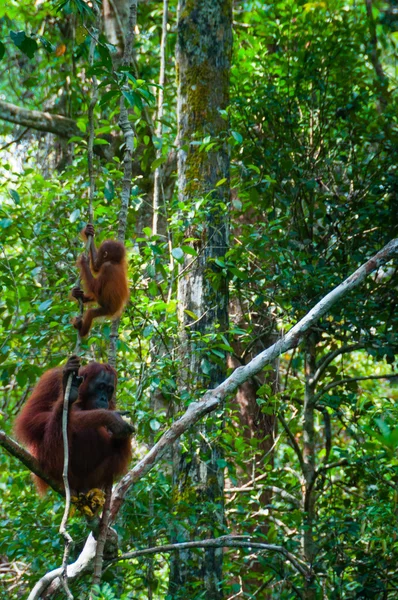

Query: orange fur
left=14, top=362, right=132, bottom=495
left=73, top=238, right=129, bottom=337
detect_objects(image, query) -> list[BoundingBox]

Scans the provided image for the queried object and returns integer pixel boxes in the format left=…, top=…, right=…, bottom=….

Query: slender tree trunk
left=302, top=334, right=317, bottom=600
left=169, top=1, right=232, bottom=598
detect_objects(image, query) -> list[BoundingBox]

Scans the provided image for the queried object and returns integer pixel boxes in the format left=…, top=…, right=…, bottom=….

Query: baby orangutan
left=72, top=224, right=129, bottom=337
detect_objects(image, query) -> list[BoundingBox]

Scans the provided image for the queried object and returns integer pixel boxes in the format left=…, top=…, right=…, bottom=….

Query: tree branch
left=312, top=342, right=365, bottom=385
left=111, top=238, right=398, bottom=519
left=108, top=535, right=309, bottom=578
left=27, top=534, right=97, bottom=600
left=0, top=127, right=30, bottom=151
left=225, top=485, right=300, bottom=507
left=315, top=373, right=397, bottom=402
left=0, top=430, right=64, bottom=496
left=0, top=100, right=81, bottom=139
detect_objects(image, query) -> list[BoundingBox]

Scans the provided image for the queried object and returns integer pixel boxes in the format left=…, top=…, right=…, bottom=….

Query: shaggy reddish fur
left=73, top=236, right=129, bottom=337
left=14, top=363, right=132, bottom=494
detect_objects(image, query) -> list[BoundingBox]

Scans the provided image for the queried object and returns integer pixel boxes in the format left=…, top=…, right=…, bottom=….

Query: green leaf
left=151, top=156, right=167, bottom=171
left=0, top=218, right=12, bottom=229
left=10, top=30, right=38, bottom=59
left=76, top=119, right=87, bottom=133
left=231, top=130, right=243, bottom=144
left=38, top=36, right=54, bottom=53
left=99, top=89, right=119, bottom=106
left=9, top=189, right=20, bottom=204
left=0, top=41, right=5, bottom=61
left=136, top=87, right=156, bottom=102
left=69, top=209, right=81, bottom=223
left=122, top=90, right=142, bottom=110
left=126, top=72, right=137, bottom=85
left=171, top=247, right=184, bottom=260
left=104, top=180, right=114, bottom=201
left=38, top=299, right=52, bottom=312
left=143, top=325, right=154, bottom=338
left=180, top=245, right=197, bottom=256
left=211, top=349, right=225, bottom=359
left=149, top=419, right=161, bottom=431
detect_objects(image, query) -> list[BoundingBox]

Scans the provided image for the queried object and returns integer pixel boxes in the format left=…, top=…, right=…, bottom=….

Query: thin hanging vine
left=59, top=7, right=100, bottom=598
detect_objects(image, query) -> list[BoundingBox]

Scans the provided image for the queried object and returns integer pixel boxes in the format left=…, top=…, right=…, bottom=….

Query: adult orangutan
left=14, top=355, right=133, bottom=494
left=72, top=224, right=129, bottom=337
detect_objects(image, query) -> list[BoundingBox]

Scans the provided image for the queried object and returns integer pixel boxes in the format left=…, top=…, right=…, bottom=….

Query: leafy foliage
left=0, top=0, right=397, bottom=598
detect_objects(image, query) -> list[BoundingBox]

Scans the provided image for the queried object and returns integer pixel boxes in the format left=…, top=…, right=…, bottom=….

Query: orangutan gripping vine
left=14, top=355, right=134, bottom=494
left=71, top=224, right=129, bottom=337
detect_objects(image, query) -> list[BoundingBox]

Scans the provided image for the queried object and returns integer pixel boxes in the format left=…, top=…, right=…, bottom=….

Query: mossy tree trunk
left=168, top=1, right=232, bottom=598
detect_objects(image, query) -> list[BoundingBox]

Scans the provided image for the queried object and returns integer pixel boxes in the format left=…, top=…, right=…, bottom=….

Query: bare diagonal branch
left=111, top=239, right=398, bottom=519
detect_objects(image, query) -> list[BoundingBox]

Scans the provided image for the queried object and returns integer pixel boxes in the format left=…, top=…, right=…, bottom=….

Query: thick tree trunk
left=169, top=1, right=232, bottom=598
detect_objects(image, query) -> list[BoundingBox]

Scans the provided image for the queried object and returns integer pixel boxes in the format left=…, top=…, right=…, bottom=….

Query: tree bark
left=169, top=1, right=232, bottom=598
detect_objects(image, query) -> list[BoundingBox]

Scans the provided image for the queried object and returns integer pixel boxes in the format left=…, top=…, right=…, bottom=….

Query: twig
left=225, top=485, right=300, bottom=507
left=320, top=407, right=331, bottom=465
left=0, top=127, right=29, bottom=151
left=311, top=342, right=365, bottom=385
